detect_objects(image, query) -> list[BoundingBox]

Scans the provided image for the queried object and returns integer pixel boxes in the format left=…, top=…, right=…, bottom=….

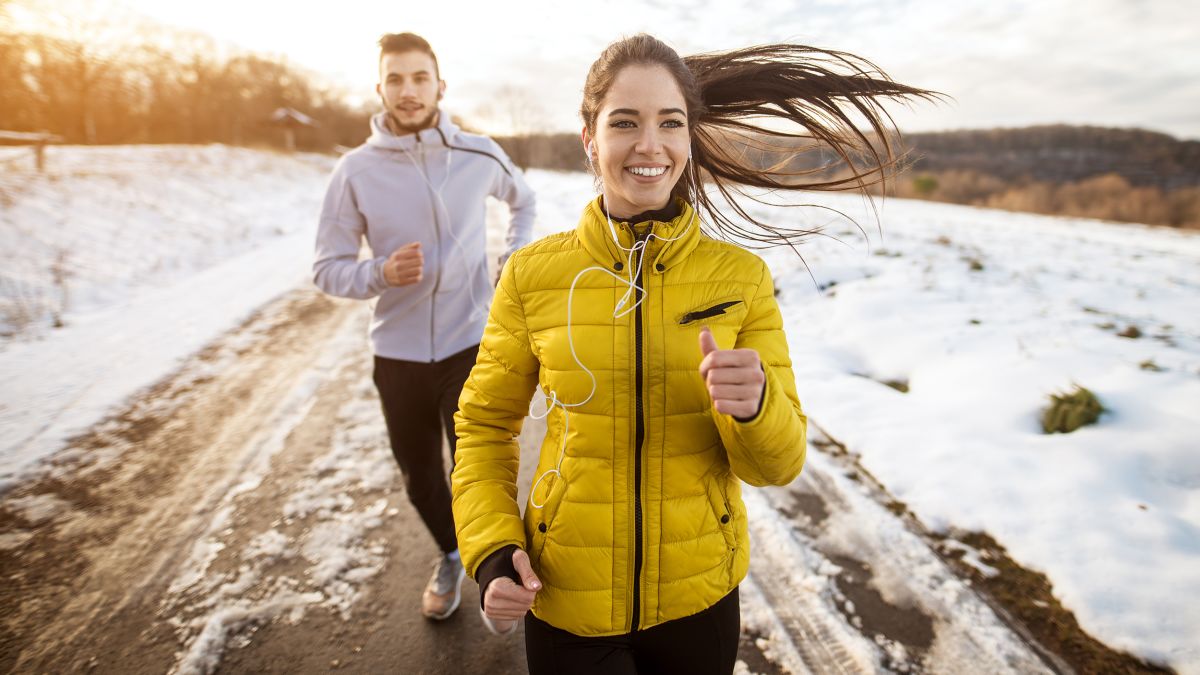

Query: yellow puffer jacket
left=452, top=197, right=807, bottom=637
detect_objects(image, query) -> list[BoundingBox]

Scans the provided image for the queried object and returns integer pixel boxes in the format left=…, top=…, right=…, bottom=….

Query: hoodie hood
left=366, top=110, right=462, bottom=151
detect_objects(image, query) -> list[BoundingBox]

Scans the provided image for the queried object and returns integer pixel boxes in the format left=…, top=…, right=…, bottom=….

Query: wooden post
left=35, top=142, right=46, bottom=172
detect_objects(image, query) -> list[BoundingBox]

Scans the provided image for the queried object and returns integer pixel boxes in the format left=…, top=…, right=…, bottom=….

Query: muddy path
left=2, top=287, right=1080, bottom=674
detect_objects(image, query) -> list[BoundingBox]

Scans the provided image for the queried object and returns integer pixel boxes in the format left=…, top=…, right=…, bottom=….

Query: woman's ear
left=580, top=127, right=594, bottom=164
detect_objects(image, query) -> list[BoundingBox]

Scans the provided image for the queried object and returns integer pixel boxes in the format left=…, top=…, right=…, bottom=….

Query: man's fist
left=698, top=326, right=765, bottom=420
left=384, top=242, right=423, bottom=287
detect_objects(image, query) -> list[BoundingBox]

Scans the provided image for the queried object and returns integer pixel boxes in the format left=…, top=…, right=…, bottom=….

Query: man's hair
left=378, top=33, right=440, bottom=77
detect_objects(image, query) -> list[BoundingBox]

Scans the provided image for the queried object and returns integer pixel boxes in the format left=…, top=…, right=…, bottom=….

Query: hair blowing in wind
left=581, top=35, right=943, bottom=250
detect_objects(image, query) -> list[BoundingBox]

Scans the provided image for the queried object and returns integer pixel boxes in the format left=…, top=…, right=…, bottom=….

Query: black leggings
left=372, top=346, right=477, bottom=555
left=524, top=588, right=740, bottom=675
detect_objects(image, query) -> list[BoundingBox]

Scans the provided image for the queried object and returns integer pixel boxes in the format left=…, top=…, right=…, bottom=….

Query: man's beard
left=389, top=106, right=438, bottom=134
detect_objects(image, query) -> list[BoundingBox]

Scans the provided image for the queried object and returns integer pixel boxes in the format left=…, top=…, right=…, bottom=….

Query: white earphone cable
left=529, top=149, right=702, bottom=509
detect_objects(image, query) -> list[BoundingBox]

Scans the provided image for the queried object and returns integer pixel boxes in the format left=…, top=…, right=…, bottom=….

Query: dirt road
left=1, top=287, right=1063, bottom=674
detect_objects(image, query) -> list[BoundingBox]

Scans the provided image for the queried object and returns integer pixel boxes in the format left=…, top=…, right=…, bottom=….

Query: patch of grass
left=1042, top=385, right=1104, bottom=434
left=1118, top=325, right=1142, bottom=339
left=1139, top=359, right=1164, bottom=372
left=883, top=379, right=910, bottom=393
left=965, top=257, right=985, bottom=271
left=969, top=318, right=982, bottom=325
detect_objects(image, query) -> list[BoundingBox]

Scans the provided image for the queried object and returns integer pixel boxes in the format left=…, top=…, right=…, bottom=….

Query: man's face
left=376, top=51, right=444, bottom=133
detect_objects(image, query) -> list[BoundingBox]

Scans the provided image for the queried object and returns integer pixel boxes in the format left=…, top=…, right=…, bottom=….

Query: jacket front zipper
left=630, top=232, right=647, bottom=632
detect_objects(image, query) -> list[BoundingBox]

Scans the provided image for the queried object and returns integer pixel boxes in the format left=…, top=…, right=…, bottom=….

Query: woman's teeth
left=627, top=166, right=667, bottom=177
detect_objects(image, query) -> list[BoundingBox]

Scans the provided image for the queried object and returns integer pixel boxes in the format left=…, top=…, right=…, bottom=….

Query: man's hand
left=383, top=242, right=423, bottom=287
left=698, top=326, right=764, bottom=419
left=482, top=548, right=541, bottom=632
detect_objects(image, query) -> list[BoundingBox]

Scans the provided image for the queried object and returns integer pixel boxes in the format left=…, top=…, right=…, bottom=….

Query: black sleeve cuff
left=475, top=544, right=522, bottom=610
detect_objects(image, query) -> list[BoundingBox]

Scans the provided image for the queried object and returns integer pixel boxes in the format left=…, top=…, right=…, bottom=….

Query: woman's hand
left=482, top=548, right=542, bottom=633
left=698, top=326, right=765, bottom=420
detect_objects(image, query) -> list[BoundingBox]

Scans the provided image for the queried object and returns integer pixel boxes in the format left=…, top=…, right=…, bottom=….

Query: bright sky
left=21, top=0, right=1200, bottom=139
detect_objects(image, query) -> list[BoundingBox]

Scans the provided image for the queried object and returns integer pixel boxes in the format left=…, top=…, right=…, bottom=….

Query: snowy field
left=0, top=145, right=334, bottom=488
left=1, top=146, right=1197, bottom=672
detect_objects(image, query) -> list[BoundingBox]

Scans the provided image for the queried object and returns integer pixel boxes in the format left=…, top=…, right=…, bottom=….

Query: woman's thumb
left=512, top=548, right=542, bottom=591
left=698, top=326, right=719, bottom=357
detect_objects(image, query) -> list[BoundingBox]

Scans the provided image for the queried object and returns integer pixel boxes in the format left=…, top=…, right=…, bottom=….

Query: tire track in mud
left=0, top=289, right=360, bottom=673
left=737, top=427, right=1059, bottom=675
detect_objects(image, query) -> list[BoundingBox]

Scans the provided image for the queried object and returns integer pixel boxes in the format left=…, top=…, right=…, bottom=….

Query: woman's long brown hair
left=580, top=35, right=943, bottom=250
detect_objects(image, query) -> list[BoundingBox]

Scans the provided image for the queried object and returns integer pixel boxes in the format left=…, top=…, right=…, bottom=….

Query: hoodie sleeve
left=711, top=261, right=808, bottom=486
left=487, top=142, right=536, bottom=268
left=312, top=163, right=392, bottom=300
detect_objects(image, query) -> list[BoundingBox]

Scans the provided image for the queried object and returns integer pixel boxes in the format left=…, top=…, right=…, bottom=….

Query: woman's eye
left=610, top=120, right=635, bottom=129
left=662, top=119, right=685, bottom=128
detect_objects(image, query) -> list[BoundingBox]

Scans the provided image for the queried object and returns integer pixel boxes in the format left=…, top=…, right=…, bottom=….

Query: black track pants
left=524, top=587, right=740, bottom=675
left=372, top=345, right=477, bottom=554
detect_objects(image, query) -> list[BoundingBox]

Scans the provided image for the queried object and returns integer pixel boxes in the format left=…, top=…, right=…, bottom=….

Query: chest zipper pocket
left=679, top=299, right=744, bottom=325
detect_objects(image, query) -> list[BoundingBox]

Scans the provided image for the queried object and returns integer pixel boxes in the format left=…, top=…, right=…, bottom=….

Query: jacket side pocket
left=529, top=474, right=567, bottom=567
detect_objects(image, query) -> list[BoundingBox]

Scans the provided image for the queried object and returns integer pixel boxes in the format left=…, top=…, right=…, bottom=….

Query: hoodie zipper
left=630, top=230, right=647, bottom=632
left=418, top=134, right=441, bottom=362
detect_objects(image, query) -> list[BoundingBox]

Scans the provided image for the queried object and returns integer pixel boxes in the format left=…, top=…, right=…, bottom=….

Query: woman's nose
left=634, top=128, right=664, bottom=155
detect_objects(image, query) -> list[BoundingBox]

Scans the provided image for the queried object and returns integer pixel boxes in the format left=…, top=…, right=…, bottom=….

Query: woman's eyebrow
left=607, top=107, right=686, bottom=116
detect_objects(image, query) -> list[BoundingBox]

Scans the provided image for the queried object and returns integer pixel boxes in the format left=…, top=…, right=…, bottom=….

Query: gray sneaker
left=422, top=554, right=465, bottom=620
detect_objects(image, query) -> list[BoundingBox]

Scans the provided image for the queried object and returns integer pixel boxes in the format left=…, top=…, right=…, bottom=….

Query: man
left=313, top=32, right=536, bottom=620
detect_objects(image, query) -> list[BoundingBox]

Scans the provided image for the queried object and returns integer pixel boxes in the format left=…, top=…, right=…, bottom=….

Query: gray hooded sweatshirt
left=313, top=111, right=536, bottom=362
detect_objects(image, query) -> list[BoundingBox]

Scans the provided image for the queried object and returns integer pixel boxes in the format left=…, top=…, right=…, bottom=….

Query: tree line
left=0, top=26, right=371, bottom=150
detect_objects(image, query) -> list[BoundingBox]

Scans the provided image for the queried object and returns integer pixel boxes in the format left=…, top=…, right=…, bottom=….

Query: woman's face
left=585, top=64, right=690, bottom=219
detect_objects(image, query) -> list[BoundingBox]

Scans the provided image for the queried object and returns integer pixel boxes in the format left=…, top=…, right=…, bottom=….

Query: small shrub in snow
left=1139, top=359, right=1163, bottom=372
left=1041, top=385, right=1103, bottom=434
left=1117, top=325, right=1141, bottom=339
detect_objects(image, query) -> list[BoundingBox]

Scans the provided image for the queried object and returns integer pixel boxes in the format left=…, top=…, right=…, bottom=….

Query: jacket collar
left=576, top=196, right=702, bottom=275
left=365, top=110, right=460, bottom=152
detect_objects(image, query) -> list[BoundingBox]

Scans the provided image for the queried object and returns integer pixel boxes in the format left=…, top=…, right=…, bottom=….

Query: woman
left=451, top=34, right=935, bottom=674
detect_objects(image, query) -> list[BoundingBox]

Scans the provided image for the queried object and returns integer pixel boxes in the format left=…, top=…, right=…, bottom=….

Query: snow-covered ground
left=746, top=190, right=1200, bottom=672
left=0, top=145, right=334, bottom=489
left=2, top=147, right=1197, bottom=672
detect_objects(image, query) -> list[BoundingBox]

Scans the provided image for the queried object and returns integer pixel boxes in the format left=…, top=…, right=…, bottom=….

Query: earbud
left=584, top=141, right=595, bottom=167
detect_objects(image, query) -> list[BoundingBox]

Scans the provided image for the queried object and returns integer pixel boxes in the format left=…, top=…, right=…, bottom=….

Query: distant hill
left=494, top=124, right=1200, bottom=228
left=901, top=125, right=1200, bottom=190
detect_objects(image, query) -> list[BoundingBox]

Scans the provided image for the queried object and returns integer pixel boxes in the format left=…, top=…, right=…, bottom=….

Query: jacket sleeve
left=487, top=142, right=536, bottom=267
left=451, top=257, right=540, bottom=579
left=312, top=164, right=392, bottom=300
left=712, top=261, right=807, bottom=486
